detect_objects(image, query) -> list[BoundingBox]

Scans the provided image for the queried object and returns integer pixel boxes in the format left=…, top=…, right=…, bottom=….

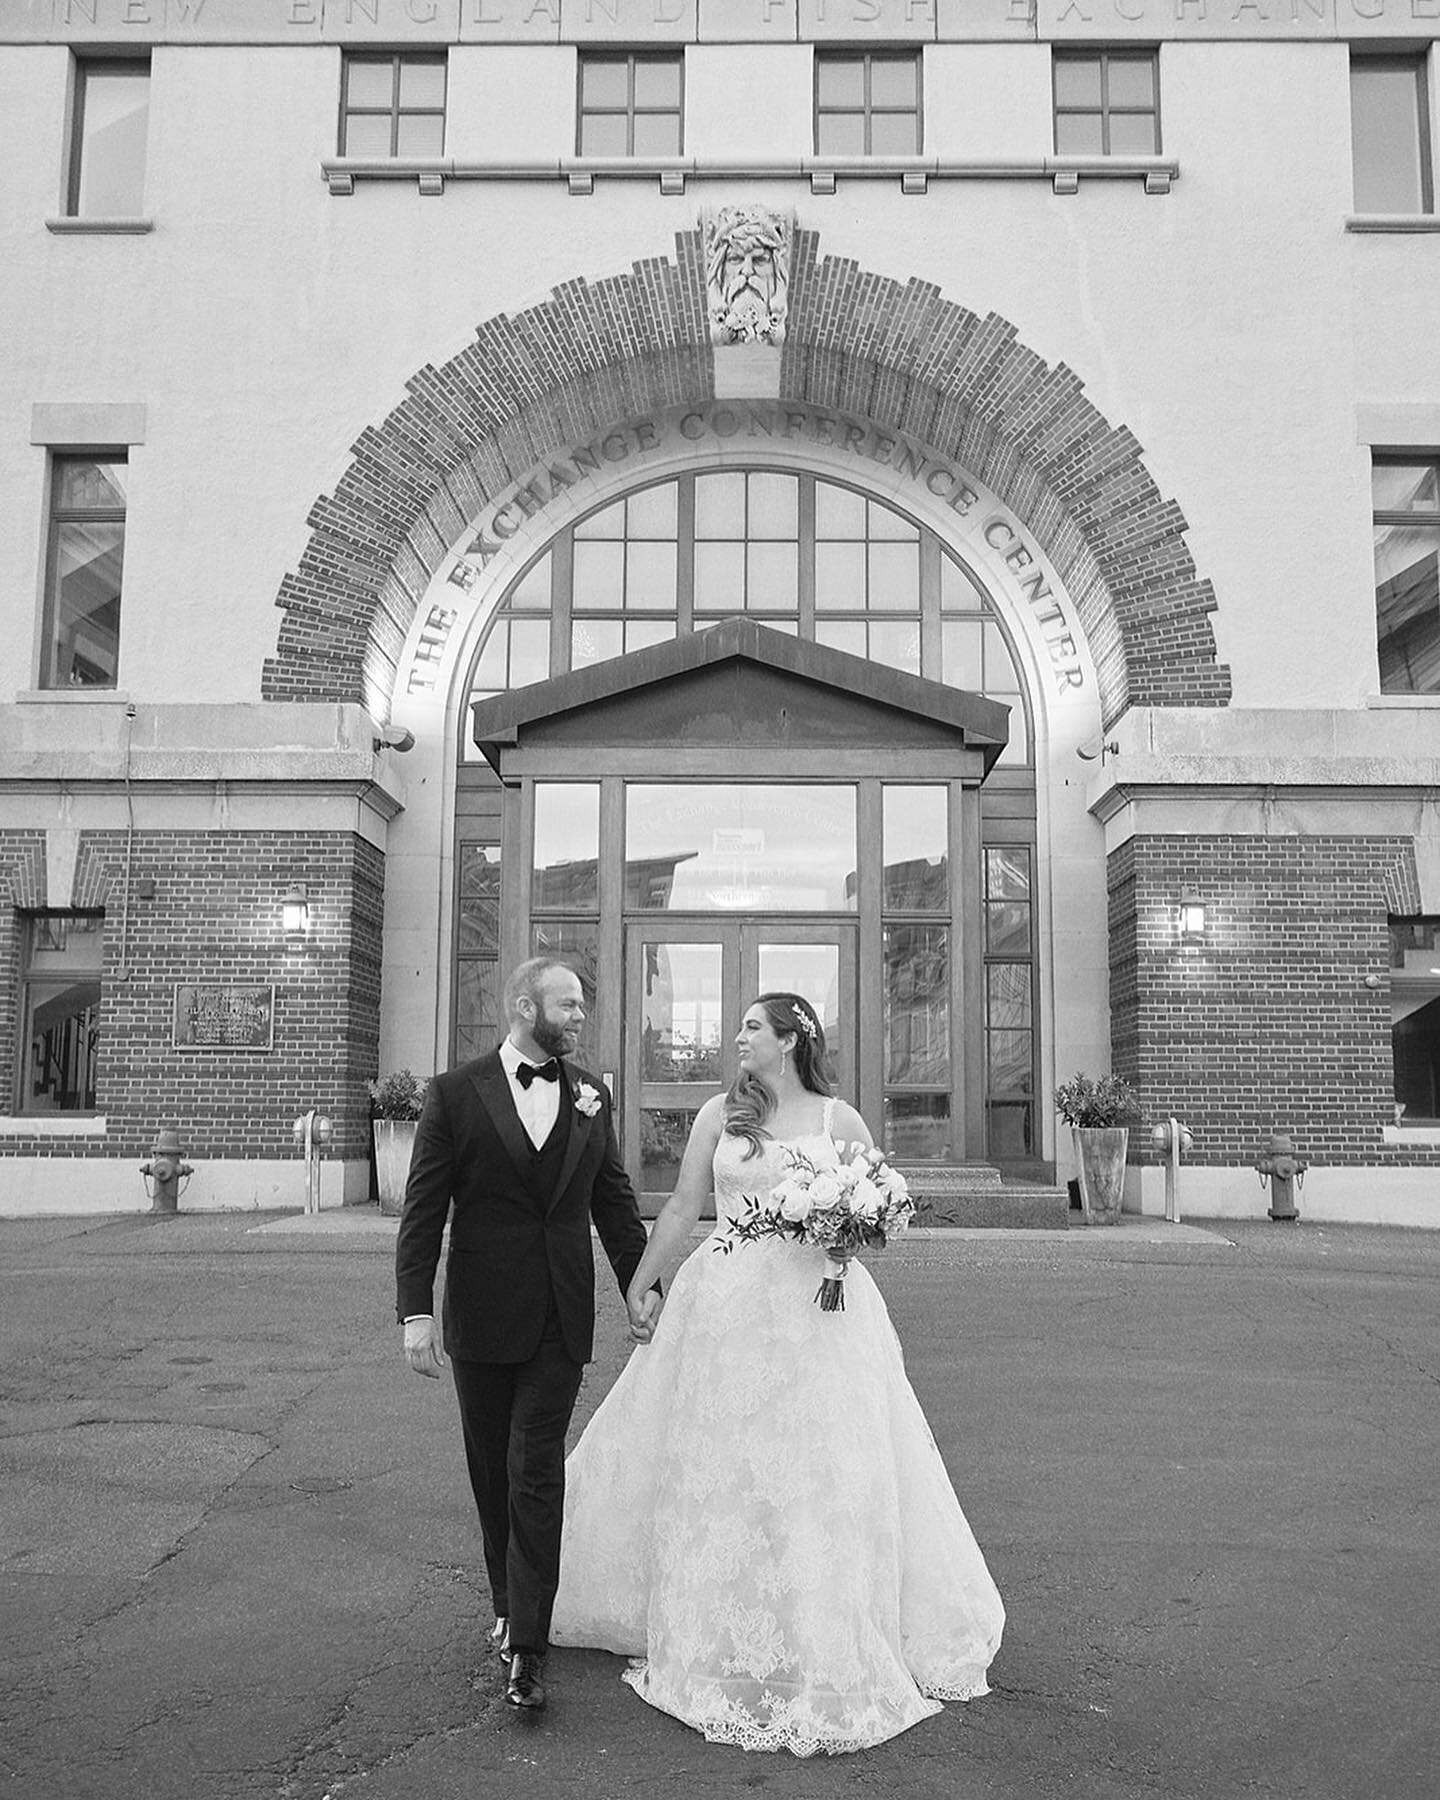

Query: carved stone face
left=706, top=207, right=790, bottom=346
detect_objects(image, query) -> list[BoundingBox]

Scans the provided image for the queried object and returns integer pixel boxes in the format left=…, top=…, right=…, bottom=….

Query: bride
left=550, top=992, right=1005, bottom=1756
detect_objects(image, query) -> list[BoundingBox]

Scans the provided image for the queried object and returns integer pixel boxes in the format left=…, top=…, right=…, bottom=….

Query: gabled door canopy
left=470, top=615, right=1010, bottom=776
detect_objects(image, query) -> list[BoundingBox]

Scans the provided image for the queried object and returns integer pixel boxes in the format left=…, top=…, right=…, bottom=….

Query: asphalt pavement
left=1, top=1207, right=1436, bottom=1800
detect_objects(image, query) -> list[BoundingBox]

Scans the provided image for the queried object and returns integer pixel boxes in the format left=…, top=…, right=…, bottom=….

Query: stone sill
left=0, top=1115, right=107, bottom=1137
left=1345, top=214, right=1440, bottom=234
left=45, top=216, right=154, bottom=234
left=1383, top=1124, right=1440, bottom=1145
left=320, top=154, right=1179, bottom=198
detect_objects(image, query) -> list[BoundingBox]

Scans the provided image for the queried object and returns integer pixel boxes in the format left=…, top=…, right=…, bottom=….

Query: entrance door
left=623, top=918, right=857, bottom=1213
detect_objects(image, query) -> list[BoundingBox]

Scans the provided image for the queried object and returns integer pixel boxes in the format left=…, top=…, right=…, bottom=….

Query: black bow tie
left=516, top=1060, right=560, bottom=1089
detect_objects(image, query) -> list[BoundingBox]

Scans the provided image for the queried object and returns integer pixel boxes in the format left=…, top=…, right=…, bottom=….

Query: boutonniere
left=574, top=1081, right=602, bottom=1118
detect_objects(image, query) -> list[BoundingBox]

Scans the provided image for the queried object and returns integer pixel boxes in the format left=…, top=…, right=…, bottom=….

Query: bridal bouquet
left=715, top=1142, right=914, bottom=1311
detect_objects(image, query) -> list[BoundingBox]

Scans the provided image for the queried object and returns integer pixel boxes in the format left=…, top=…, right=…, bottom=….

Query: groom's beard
left=531, top=1014, right=579, bottom=1059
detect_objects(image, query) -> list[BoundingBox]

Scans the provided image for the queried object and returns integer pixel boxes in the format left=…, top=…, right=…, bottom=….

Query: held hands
left=627, top=1287, right=662, bottom=1345
left=403, top=1315, right=447, bottom=1379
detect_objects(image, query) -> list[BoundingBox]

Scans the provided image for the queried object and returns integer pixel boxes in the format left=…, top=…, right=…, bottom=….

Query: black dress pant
left=451, top=1314, right=585, bottom=1657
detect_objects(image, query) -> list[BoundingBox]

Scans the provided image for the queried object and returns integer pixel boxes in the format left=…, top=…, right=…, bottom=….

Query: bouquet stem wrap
left=816, top=1256, right=848, bottom=1312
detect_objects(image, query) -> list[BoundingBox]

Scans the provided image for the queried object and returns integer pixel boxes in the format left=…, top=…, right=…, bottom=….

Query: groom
left=395, top=957, right=651, bottom=1712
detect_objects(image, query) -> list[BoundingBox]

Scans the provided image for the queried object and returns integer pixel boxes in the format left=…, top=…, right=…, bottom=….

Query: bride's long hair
left=724, top=992, right=834, bottom=1159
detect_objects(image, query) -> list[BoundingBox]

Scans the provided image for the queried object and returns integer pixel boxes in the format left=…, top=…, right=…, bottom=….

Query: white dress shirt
left=500, top=1037, right=563, bottom=1148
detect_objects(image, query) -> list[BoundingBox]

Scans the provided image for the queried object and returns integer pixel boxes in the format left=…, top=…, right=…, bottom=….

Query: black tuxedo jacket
left=393, top=1049, right=649, bottom=1364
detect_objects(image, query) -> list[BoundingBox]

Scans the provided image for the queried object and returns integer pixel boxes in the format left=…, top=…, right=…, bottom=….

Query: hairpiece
left=792, top=1004, right=817, bottom=1040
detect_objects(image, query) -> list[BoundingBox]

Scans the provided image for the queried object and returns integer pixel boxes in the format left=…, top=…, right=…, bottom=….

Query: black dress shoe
left=490, top=1616, right=510, bottom=1660
left=505, top=1651, right=546, bottom=1710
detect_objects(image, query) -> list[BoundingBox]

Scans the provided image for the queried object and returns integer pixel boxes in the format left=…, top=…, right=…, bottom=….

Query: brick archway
left=263, top=227, right=1227, bottom=727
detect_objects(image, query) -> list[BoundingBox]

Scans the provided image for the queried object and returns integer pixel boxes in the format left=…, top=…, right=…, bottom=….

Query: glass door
left=624, top=918, right=856, bottom=1213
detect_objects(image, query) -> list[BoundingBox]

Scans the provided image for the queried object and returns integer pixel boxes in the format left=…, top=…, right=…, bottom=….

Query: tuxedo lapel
left=547, top=1061, right=593, bottom=1215
left=470, top=1052, right=533, bottom=1190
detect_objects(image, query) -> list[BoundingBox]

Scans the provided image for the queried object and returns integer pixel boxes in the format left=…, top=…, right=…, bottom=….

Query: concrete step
left=898, top=1164, right=1071, bottom=1230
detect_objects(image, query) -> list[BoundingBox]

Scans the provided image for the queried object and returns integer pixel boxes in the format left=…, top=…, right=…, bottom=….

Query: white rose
left=806, top=1171, right=842, bottom=1209
left=779, top=1188, right=813, bottom=1223
left=851, top=1177, right=884, bottom=1220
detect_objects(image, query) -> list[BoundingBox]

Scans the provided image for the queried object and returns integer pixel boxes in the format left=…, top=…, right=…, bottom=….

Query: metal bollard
left=1148, top=1118, right=1193, bottom=1224
left=291, top=1110, right=333, bottom=1214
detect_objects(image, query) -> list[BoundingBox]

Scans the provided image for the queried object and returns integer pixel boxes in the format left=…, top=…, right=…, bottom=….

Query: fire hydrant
left=1255, top=1131, right=1307, bottom=1222
left=141, top=1127, right=193, bottom=1214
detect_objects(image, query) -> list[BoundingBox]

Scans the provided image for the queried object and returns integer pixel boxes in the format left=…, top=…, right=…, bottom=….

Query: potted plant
left=1055, top=1072, right=1141, bottom=1226
left=369, top=1070, right=429, bottom=1217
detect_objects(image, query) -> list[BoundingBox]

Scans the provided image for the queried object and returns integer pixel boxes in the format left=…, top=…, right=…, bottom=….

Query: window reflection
left=626, top=786, right=857, bottom=912
left=534, top=785, right=599, bottom=910
left=640, top=942, right=724, bottom=1081
left=883, top=924, right=949, bottom=1084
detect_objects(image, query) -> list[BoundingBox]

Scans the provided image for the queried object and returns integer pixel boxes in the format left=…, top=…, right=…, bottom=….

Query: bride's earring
left=779, top=1048, right=789, bottom=1076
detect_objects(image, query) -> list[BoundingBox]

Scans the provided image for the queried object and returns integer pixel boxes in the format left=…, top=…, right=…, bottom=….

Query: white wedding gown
left=550, top=1107, right=1005, bottom=1756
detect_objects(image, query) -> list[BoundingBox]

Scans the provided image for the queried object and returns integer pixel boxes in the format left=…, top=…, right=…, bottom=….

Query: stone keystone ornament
left=704, top=205, right=792, bottom=347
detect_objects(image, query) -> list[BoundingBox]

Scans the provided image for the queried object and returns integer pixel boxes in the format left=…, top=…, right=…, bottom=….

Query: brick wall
left=264, top=227, right=1226, bottom=728
left=1108, top=836, right=1435, bottom=1167
left=0, top=829, right=384, bottom=1162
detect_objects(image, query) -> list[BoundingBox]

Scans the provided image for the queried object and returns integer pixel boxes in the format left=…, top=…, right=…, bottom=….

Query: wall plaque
left=172, top=984, right=275, bottom=1050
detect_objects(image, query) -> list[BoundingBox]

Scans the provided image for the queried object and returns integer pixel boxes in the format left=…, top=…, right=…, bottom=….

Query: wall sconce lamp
left=282, top=883, right=310, bottom=937
left=1179, top=889, right=1207, bottom=940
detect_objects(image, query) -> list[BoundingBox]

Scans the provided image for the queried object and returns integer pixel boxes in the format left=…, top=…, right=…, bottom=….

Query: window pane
left=1108, top=112, right=1159, bottom=156
left=473, top=620, right=509, bottom=688
left=695, top=472, right=746, bottom=537
left=988, top=1029, right=1034, bottom=1096
left=987, top=962, right=1032, bottom=1029
left=626, top=541, right=679, bottom=610
left=634, top=57, right=681, bottom=107
left=626, top=619, right=675, bottom=653
left=509, top=555, right=551, bottom=610
left=346, top=60, right=395, bottom=108
left=74, top=66, right=149, bottom=216
left=534, top=784, right=599, bottom=909
left=694, top=541, right=746, bottom=611
left=56, top=459, right=126, bottom=510
left=1054, top=56, right=1102, bottom=108
left=21, top=915, right=104, bottom=1113
left=870, top=57, right=919, bottom=109
left=625, top=785, right=858, bottom=912
left=640, top=942, right=724, bottom=1081
left=455, top=958, right=500, bottom=1063
left=627, top=484, right=678, bottom=537
left=884, top=787, right=948, bottom=911
left=747, top=473, right=798, bottom=538
left=507, top=617, right=550, bottom=687
left=816, top=483, right=867, bottom=538
left=398, top=59, right=446, bottom=108
left=987, top=1101, right=1032, bottom=1157
left=746, top=542, right=798, bottom=610
left=868, top=502, right=918, bottom=542
left=942, top=619, right=984, bottom=688
left=1351, top=62, right=1426, bottom=213
left=457, top=845, right=502, bottom=956
left=816, top=113, right=866, bottom=156
left=884, top=924, right=949, bottom=1084
left=580, top=113, right=628, bottom=156
left=941, top=556, right=987, bottom=610
left=581, top=58, right=629, bottom=108
left=869, top=112, right=920, bottom=157
left=987, top=845, right=1032, bottom=900
left=1376, top=523, right=1440, bottom=693
left=868, top=541, right=920, bottom=608
left=343, top=114, right=393, bottom=157
left=986, top=901, right=1031, bottom=955
left=884, top=1092, right=950, bottom=1160
left=573, top=540, right=626, bottom=609
left=868, top=618, right=921, bottom=675
left=815, top=541, right=866, bottom=608
left=396, top=114, right=445, bottom=157
left=572, top=618, right=624, bottom=667
left=1391, top=916, right=1440, bottom=1123
left=1106, top=57, right=1156, bottom=108
left=576, top=498, right=626, bottom=539
left=47, top=521, right=123, bottom=688
left=632, top=112, right=681, bottom=156
left=642, top=1106, right=704, bottom=1194
left=1374, top=462, right=1440, bottom=513
left=983, top=621, right=1022, bottom=692
left=817, top=57, right=865, bottom=108
left=814, top=620, right=867, bottom=657
left=1055, top=113, right=1104, bottom=155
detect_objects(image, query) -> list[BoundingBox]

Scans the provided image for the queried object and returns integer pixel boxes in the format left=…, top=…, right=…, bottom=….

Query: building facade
left=1, top=0, right=1438, bottom=1222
